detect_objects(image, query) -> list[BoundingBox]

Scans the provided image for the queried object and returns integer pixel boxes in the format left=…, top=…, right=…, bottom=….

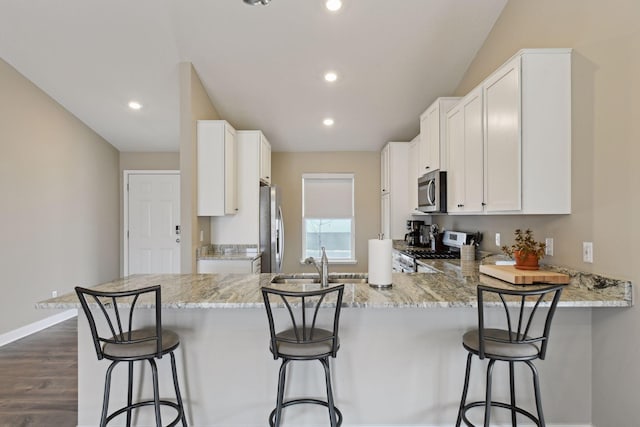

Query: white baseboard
left=77, top=424, right=594, bottom=427
left=0, top=309, right=77, bottom=347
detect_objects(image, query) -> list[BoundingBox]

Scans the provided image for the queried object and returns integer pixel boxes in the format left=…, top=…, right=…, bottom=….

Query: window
left=302, top=173, right=355, bottom=262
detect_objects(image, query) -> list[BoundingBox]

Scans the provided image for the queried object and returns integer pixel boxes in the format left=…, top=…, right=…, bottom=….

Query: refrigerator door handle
left=276, top=206, right=284, bottom=272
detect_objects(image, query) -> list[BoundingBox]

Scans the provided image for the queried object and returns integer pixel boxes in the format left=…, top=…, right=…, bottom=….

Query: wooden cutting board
left=479, top=264, right=570, bottom=285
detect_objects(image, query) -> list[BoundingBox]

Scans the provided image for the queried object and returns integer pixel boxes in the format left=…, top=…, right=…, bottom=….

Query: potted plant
left=501, top=228, right=546, bottom=270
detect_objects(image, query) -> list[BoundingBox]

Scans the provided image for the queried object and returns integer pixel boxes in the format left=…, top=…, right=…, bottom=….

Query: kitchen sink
left=270, top=273, right=368, bottom=285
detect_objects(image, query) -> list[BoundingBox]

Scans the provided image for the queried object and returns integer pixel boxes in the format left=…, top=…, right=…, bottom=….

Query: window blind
left=302, top=174, right=354, bottom=219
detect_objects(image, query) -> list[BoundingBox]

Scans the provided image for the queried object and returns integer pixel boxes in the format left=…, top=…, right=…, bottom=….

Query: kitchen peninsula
left=41, top=262, right=630, bottom=427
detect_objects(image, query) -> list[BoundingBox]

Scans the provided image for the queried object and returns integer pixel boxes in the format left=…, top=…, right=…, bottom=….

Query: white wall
left=0, top=58, right=120, bottom=335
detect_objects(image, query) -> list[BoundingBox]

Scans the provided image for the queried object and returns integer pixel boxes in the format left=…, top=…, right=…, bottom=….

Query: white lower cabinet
left=197, top=258, right=261, bottom=274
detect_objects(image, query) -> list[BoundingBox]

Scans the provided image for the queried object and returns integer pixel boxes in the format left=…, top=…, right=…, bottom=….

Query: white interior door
left=127, top=172, right=180, bottom=274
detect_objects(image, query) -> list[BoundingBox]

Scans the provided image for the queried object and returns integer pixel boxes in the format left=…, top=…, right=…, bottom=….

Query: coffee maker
left=405, top=220, right=424, bottom=246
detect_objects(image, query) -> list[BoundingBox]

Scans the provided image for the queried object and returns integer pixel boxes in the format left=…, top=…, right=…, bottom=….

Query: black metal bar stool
left=261, top=284, right=345, bottom=427
left=455, top=283, right=564, bottom=427
left=75, top=285, right=187, bottom=427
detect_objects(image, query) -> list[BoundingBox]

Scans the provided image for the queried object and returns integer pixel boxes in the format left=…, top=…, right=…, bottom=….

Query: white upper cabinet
left=419, top=97, right=460, bottom=174
left=445, top=48, right=572, bottom=215
left=484, top=49, right=572, bottom=214
left=197, top=120, right=237, bottom=216
left=483, top=56, right=521, bottom=212
left=380, top=144, right=390, bottom=194
left=380, top=142, right=410, bottom=239
left=408, top=135, right=421, bottom=213
left=260, top=134, right=272, bottom=185
left=446, top=88, right=484, bottom=214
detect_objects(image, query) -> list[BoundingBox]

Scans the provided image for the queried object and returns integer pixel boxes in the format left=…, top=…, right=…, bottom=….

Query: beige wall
left=0, top=58, right=120, bottom=335
left=118, top=152, right=180, bottom=275
left=272, top=151, right=380, bottom=273
left=436, top=1, right=640, bottom=425
left=179, top=63, right=220, bottom=273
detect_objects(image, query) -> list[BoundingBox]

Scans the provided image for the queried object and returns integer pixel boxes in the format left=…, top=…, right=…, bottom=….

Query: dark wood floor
left=0, top=318, right=77, bottom=427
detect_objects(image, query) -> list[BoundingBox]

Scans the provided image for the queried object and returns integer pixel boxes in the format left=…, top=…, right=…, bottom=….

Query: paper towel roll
left=368, top=239, right=392, bottom=287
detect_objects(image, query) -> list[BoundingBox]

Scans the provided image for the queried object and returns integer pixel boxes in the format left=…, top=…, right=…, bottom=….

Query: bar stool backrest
left=262, top=285, right=345, bottom=359
left=75, top=285, right=163, bottom=360
left=476, top=284, right=564, bottom=360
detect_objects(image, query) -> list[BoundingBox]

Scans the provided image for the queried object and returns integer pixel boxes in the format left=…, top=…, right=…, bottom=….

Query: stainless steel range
left=394, top=230, right=477, bottom=273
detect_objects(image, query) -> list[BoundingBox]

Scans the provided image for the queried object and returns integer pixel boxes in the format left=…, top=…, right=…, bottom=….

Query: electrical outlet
left=51, top=290, right=58, bottom=298
left=495, top=233, right=501, bottom=247
left=545, top=238, right=554, bottom=256
left=583, top=242, right=593, bottom=263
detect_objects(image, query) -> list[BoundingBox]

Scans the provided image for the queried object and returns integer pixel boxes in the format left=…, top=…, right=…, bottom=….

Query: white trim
left=123, top=170, right=180, bottom=276
left=77, top=424, right=593, bottom=427
left=0, top=309, right=77, bottom=347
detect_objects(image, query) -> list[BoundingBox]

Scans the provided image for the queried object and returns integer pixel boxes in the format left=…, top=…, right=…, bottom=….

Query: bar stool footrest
left=460, top=400, right=541, bottom=427
left=269, top=398, right=343, bottom=427
left=106, top=399, right=185, bottom=427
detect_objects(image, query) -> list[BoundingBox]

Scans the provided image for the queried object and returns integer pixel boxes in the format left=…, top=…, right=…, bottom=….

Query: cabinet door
left=446, top=105, right=465, bottom=213
left=408, top=137, right=420, bottom=212
left=446, top=90, right=484, bottom=213
left=418, top=111, right=431, bottom=174
left=381, top=193, right=390, bottom=239
left=224, top=125, right=238, bottom=214
left=197, top=120, right=237, bottom=216
left=260, top=135, right=271, bottom=185
left=197, top=259, right=253, bottom=274
left=426, top=104, right=440, bottom=171
left=484, top=56, right=521, bottom=212
left=380, top=144, right=390, bottom=194
left=463, top=89, right=484, bottom=213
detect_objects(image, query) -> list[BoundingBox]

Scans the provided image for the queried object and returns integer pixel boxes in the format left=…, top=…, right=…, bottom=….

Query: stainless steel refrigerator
left=259, top=186, right=284, bottom=273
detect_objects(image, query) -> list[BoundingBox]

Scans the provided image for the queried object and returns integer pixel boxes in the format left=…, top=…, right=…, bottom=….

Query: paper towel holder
left=368, top=236, right=393, bottom=289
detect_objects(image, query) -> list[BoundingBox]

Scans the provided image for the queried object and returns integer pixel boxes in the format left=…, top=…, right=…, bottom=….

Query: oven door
left=392, top=251, right=417, bottom=273
left=417, top=171, right=447, bottom=213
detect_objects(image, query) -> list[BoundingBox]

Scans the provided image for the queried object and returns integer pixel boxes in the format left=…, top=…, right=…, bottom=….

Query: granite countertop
left=198, top=253, right=261, bottom=261
left=196, top=244, right=261, bottom=261
left=39, top=258, right=632, bottom=309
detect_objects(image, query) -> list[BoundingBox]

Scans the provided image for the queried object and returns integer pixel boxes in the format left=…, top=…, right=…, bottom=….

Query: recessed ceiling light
left=324, top=72, right=338, bottom=82
left=128, top=101, right=142, bottom=110
left=323, top=118, right=335, bottom=126
left=325, top=0, right=342, bottom=12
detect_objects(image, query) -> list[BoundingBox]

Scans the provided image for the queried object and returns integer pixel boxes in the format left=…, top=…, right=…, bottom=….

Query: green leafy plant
left=501, top=228, right=546, bottom=260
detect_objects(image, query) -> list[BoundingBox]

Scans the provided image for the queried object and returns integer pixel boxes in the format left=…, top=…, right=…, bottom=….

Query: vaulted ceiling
left=0, top=0, right=507, bottom=152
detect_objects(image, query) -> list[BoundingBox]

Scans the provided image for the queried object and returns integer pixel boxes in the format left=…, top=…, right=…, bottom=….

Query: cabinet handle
left=458, top=204, right=464, bottom=208
left=425, top=166, right=430, bottom=169
left=481, top=202, right=486, bottom=206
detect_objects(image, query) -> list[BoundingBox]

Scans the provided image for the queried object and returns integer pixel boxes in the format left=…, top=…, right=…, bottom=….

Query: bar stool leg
left=149, top=359, right=162, bottom=427
left=455, top=352, right=473, bottom=427
left=100, top=361, right=117, bottom=427
left=509, top=361, right=517, bottom=427
left=320, top=358, right=338, bottom=427
left=272, top=359, right=290, bottom=427
left=170, top=352, right=188, bottom=426
left=484, top=359, right=496, bottom=427
left=526, top=360, right=545, bottom=427
left=126, top=361, right=134, bottom=427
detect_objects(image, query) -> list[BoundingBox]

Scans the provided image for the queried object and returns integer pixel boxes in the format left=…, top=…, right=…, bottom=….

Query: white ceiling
left=0, top=0, right=507, bottom=152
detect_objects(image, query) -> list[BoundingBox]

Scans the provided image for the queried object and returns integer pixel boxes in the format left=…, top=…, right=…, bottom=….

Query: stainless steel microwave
left=417, top=170, right=447, bottom=213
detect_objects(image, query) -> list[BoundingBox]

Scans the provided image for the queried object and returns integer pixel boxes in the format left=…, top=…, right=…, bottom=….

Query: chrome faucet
left=304, top=246, right=329, bottom=287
